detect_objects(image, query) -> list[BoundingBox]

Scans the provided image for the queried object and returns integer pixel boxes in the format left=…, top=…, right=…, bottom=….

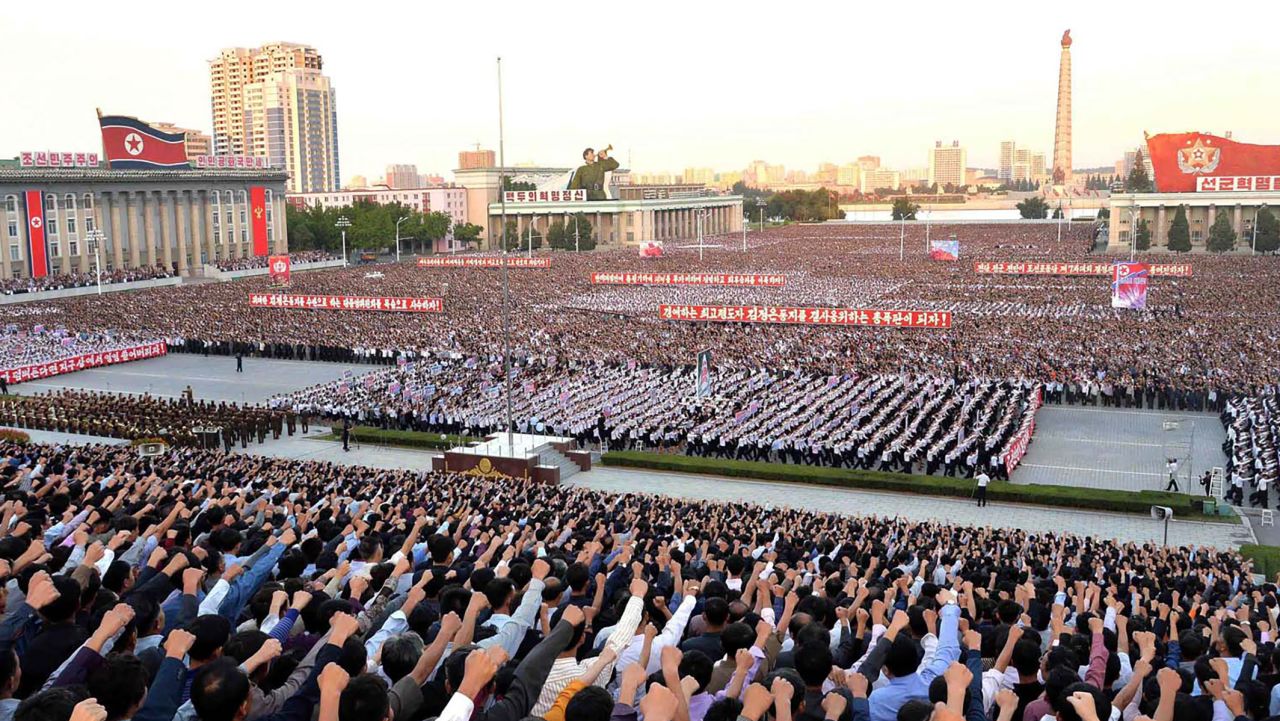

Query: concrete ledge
left=0, top=276, right=181, bottom=304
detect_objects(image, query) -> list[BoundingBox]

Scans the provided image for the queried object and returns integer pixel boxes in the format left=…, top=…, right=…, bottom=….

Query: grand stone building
left=0, top=167, right=288, bottom=279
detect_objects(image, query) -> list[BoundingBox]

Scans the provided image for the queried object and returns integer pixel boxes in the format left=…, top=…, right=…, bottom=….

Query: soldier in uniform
left=567, top=147, right=619, bottom=201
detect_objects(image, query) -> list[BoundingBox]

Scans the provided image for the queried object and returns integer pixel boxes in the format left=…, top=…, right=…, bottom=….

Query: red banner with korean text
left=658, top=305, right=951, bottom=328
left=591, top=272, right=786, bottom=287
left=973, top=261, right=1192, bottom=277
left=416, top=257, right=550, bottom=268
left=250, top=186, right=269, bottom=256
left=248, top=293, right=444, bottom=313
left=1003, top=385, right=1042, bottom=476
left=267, top=255, right=291, bottom=287
left=0, top=341, right=167, bottom=385
left=1146, top=132, right=1280, bottom=193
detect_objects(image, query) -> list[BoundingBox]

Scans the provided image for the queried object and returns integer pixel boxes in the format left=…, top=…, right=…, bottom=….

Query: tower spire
left=1052, top=29, right=1073, bottom=186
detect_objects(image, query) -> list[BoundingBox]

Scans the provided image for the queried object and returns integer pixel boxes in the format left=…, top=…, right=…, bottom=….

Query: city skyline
left=2, top=1, right=1277, bottom=183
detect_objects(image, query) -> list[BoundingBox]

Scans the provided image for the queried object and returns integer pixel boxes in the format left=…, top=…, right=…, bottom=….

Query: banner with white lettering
left=591, top=272, right=785, bottom=287
left=0, top=341, right=167, bottom=384
left=416, top=257, right=550, bottom=268
left=248, top=294, right=444, bottom=313
left=658, top=305, right=951, bottom=328
left=973, top=261, right=1192, bottom=277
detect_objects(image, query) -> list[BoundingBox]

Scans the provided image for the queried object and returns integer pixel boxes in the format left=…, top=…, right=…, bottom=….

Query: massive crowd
left=0, top=267, right=172, bottom=296
left=0, top=222, right=1275, bottom=477
left=0, top=439, right=1269, bottom=721
left=214, top=251, right=341, bottom=272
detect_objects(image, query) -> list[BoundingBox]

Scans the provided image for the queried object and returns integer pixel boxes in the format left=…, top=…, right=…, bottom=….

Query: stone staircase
left=534, top=445, right=583, bottom=481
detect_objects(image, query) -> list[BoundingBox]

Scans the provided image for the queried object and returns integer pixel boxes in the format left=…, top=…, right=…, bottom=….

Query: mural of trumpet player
left=568, top=144, right=618, bottom=200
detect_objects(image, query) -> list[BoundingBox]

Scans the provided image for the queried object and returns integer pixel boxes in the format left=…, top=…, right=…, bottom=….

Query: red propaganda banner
left=658, top=304, right=951, bottom=329
left=267, top=255, right=291, bottom=287
left=22, top=190, right=49, bottom=279
left=0, top=341, right=167, bottom=385
left=416, top=257, right=550, bottom=268
left=972, top=261, right=1192, bottom=278
left=1003, top=386, right=1042, bottom=476
left=250, top=186, right=269, bottom=256
left=248, top=293, right=444, bottom=313
left=591, top=272, right=786, bottom=287
left=639, top=241, right=664, bottom=258
left=1146, top=132, right=1280, bottom=193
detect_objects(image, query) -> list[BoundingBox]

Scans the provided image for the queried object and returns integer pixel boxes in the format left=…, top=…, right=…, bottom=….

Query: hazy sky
left=3, top=1, right=1277, bottom=181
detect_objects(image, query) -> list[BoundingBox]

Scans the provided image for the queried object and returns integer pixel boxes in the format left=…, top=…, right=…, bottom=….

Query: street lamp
left=395, top=216, right=408, bottom=262
left=335, top=216, right=351, bottom=266
left=756, top=198, right=766, bottom=233
left=899, top=210, right=905, bottom=262
left=1253, top=205, right=1264, bottom=256
left=571, top=213, right=580, bottom=253
left=1129, top=205, right=1140, bottom=262
left=85, top=229, right=104, bottom=295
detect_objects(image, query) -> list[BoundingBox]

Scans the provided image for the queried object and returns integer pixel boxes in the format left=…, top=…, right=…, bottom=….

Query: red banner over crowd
left=416, top=257, right=550, bottom=268
left=249, top=294, right=444, bottom=313
left=591, top=272, right=786, bottom=287
left=658, top=305, right=951, bottom=328
left=1, top=341, right=167, bottom=385
left=973, top=261, right=1193, bottom=277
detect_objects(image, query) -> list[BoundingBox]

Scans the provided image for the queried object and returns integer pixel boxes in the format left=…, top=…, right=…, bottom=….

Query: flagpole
left=497, top=57, right=513, bottom=456
left=95, top=108, right=111, bottom=170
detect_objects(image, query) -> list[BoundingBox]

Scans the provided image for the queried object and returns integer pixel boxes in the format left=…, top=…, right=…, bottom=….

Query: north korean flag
left=98, top=115, right=190, bottom=169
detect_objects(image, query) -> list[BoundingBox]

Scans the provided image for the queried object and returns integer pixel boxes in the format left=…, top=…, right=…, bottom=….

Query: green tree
left=452, top=223, right=482, bottom=248
left=1207, top=211, right=1237, bottom=252
left=1126, top=151, right=1153, bottom=192
left=1016, top=196, right=1049, bottom=219
left=563, top=214, right=593, bottom=250
left=1166, top=205, right=1191, bottom=252
left=1097, top=208, right=1110, bottom=220
left=1052, top=204, right=1064, bottom=219
left=891, top=198, right=919, bottom=220
left=1255, top=208, right=1280, bottom=253
left=502, top=177, right=536, bottom=191
left=501, top=220, right=520, bottom=251
left=1134, top=218, right=1151, bottom=250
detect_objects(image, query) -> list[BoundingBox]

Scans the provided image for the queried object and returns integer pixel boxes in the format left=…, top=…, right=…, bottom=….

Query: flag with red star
left=98, top=114, right=190, bottom=169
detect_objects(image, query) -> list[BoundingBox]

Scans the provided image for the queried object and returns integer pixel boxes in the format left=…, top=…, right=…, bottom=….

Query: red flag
left=250, top=186, right=269, bottom=256
left=98, top=115, right=189, bottom=169
left=23, top=191, right=49, bottom=279
left=1146, top=132, right=1280, bottom=192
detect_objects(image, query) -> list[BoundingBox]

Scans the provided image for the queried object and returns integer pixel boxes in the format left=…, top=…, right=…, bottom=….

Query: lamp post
left=899, top=211, right=905, bottom=262
left=1130, top=205, right=1140, bottom=262
left=756, top=198, right=766, bottom=233
left=1253, top=205, right=1263, bottom=256
left=571, top=213, right=580, bottom=253
left=925, top=204, right=931, bottom=253
left=395, top=216, right=408, bottom=262
left=497, top=56, right=513, bottom=453
left=86, top=229, right=104, bottom=295
left=335, top=216, right=351, bottom=266
left=741, top=207, right=747, bottom=253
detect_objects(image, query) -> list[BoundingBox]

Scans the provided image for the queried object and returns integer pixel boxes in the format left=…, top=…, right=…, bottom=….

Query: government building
left=0, top=163, right=289, bottom=279
left=1108, top=132, right=1280, bottom=251
left=453, top=165, right=744, bottom=250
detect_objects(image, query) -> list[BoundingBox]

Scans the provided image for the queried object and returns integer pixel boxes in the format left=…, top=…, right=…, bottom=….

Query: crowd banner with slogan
left=267, top=255, right=291, bottom=287
left=250, top=186, right=269, bottom=256
left=416, top=257, right=550, bottom=268
left=22, top=191, right=49, bottom=279
left=659, top=305, right=952, bottom=329
left=591, top=272, right=785, bottom=287
left=1145, top=132, right=1280, bottom=193
left=97, top=114, right=190, bottom=169
left=1, top=341, right=167, bottom=385
left=973, top=261, right=1192, bottom=278
left=1003, top=386, right=1042, bottom=476
left=695, top=349, right=713, bottom=398
left=929, top=240, right=959, bottom=262
left=248, top=293, right=444, bottom=313
left=639, top=241, right=664, bottom=258
left=1111, top=263, right=1149, bottom=310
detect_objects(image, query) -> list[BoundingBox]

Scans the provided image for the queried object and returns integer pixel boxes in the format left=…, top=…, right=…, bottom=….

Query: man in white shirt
left=975, top=470, right=991, bottom=507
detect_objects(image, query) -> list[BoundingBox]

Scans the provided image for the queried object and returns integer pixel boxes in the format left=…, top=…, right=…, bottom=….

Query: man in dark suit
left=342, top=418, right=352, bottom=452
left=681, top=597, right=730, bottom=659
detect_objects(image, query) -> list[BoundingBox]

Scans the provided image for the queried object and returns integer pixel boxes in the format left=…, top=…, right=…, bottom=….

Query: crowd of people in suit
left=0, top=438, right=1266, bottom=721
left=1222, top=391, right=1280, bottom=508
left=0, top=266, right=172, bottom=296
left=214, top=250, right=341, bottom=272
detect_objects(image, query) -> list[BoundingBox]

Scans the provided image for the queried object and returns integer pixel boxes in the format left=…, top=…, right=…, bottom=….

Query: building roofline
left=0, top=168, right=289, bottom=182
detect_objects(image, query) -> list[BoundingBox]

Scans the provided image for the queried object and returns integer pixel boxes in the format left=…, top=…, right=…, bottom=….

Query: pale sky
left=3, top=0, right=1277, bottom=182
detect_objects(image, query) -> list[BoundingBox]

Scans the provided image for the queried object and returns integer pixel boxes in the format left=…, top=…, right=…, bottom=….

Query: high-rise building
left=856, top=156, right=881, bottom=171
left=859, top=169, right=900, bottom=193
left=148, top=122, right=212, bottom=160
left=385, top=164, right=419, bottom=189
left=837, top=164, right=860, bottom=187
left=419, top=173, right=445, bottom=187
left=999, top=141, right=1016, bottom=180
left=1052, top=30, right=1073, bottom=185
left=928, top=141, right=967, bottom=188
left=766, top=164, right=786, bottom=185
left=815, top=163, right=838, bottom=184
left=210, top=42, right=339, bottom=192
left=682, top=167, right=714, bottom=185
left=458, top=149, right=496, bottom=169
